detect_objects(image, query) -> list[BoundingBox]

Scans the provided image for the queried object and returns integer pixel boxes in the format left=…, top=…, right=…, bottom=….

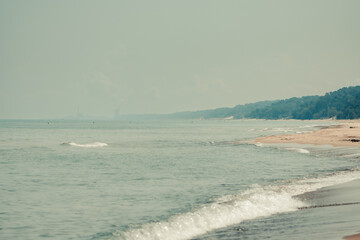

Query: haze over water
left=1, top=1, right=360, bottom=119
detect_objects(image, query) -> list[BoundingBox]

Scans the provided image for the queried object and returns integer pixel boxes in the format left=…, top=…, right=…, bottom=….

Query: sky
left=1, top=0, right=360, bottom=119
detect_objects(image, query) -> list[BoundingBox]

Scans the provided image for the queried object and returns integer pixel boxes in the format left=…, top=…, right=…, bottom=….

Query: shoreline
left=255, top=121, right=360, bottom=148
left=255, top=120, right=360, bottom=239
left=296, top=179, right=360, bottom=240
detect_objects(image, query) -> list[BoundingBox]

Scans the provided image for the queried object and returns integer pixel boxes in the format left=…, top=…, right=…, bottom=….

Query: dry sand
left=256, top=121, right=360, bottom=147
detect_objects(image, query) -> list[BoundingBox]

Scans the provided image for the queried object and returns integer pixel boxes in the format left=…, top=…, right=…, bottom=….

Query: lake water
left=1, top=119, right=359, bottom=240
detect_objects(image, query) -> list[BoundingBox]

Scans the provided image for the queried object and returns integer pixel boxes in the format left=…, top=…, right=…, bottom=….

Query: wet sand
left=255, top=121, right=360, bottom=147
left=296, top=179, right=360, bottom=240
left=255, top=120, right=360, bottom=239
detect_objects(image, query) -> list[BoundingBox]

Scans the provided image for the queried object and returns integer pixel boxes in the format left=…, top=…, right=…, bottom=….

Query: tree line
left=164, top=86, right=360, bottom=120
left=245, top=86, right=360, bottom=119
left=117, top=86, right=360, bottom=120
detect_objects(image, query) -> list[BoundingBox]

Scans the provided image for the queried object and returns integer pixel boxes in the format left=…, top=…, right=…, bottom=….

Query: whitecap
left=342, top=153, right=360, bottom=158
left=62, top=142, right=108, bottom=148
left=286, top=148, right=310, bottom=154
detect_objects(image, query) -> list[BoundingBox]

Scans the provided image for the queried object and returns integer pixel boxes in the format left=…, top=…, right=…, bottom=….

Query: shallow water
left=0, top=119, right=359, bottom=240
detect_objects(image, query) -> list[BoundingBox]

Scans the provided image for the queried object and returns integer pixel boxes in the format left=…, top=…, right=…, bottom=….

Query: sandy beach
left=255, top=121, right=360, bottom=147
left=256, top=120, right=360, bottom=239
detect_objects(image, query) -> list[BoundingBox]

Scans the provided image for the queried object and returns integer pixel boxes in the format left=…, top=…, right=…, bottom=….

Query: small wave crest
left=61, top=142, right=108, bottom=148
left=342, top=153, right=360, bottom=158
left=286, top=148, right=310, bottom=154
left=114, top=169, right=360, bottom=240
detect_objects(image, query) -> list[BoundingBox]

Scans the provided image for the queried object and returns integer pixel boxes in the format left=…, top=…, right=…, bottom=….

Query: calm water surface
left=1, top=120, right=359, bottom=240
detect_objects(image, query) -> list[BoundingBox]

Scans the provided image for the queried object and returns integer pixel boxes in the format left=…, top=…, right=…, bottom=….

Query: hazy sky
left=1, top=0, right=360, bottom=119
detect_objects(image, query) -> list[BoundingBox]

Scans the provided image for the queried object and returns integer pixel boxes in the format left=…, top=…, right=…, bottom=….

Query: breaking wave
left=113, top=169, right=360, bottom=240
left=61, top=142, right=108, bottom=148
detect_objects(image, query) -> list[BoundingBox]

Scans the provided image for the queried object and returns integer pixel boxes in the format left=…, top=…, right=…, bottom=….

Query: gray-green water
left=1, top=120, right=359, bottom=240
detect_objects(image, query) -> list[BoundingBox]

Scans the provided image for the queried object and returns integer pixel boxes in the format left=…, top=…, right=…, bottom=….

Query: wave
left=342, top=153, right=360, bottom=158
left=61, top=142, right=108, bottom=148
left=258, top=124, right=331, bottom=134
left=113, top=169, right=360, bottom=240
left=254, top=144, right=309, bottom=154
left=114, top=190, right=303, bottom=240
left=286, top=147, right=310, bottom=154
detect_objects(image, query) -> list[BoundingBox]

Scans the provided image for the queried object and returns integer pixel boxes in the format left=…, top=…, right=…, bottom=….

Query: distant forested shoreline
left=246, top=86, right=360, bottom=120
left=118, top=86, right=360, bottom=120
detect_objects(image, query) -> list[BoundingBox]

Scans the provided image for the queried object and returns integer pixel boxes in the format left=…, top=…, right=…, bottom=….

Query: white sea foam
left=259, top=124, right=329, bottom=134
left=295, top=168, right=360, bottom=192
left=342, top=153, right=360, bottom=158
left=115, top=189, right=303, bottom=240
left=273, top=127, right=293, bottom=132
left=114, top=169, right=360, bottom=240
left=62, top=142, right=108, bottom=148
left=286, top=148, right=310, bottom=154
